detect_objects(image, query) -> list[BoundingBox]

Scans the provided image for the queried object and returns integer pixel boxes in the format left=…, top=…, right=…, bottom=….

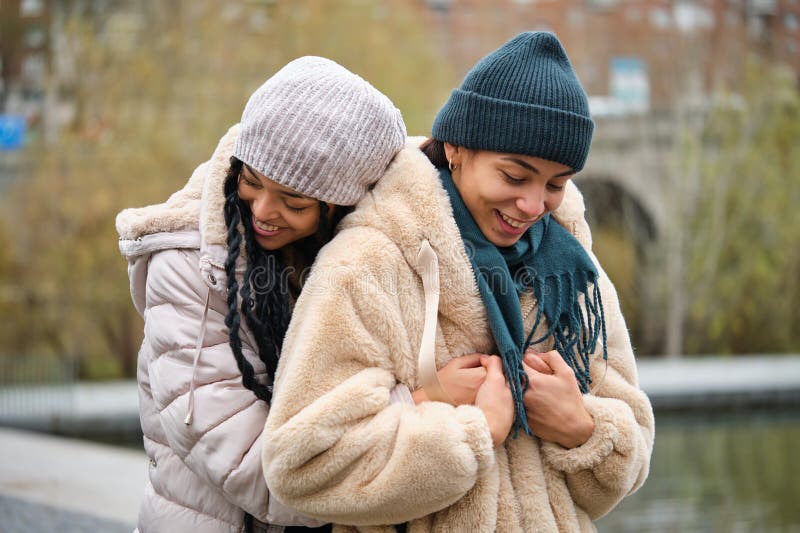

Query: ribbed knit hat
left=432, top=32, right=594, bottom=171
left=233, top=56, right=406, bottom=206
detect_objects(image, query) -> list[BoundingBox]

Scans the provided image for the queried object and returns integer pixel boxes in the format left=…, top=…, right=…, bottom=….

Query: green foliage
left=680, top=59, right=800, bottom=354
left=0, top=0, right=450, bottom=379
left=592, top=226, right=641, bottom=343
left=0, top=223, right=21, bottom=354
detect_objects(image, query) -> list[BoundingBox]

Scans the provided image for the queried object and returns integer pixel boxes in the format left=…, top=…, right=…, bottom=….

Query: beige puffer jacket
left=117, top=125, right=321, bottom=532
left=263, top=139, right=655, bottom=532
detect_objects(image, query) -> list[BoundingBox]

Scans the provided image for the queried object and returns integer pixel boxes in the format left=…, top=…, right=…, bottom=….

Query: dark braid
left=222, top=157, right=352, bottom=403
left=223, top=159, right=275, bottom=402
left=239, top=193, right=289, bottom=392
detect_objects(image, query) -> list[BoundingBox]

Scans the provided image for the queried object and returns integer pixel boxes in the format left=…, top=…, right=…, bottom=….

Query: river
left=597, top=408, right=800, bottom=532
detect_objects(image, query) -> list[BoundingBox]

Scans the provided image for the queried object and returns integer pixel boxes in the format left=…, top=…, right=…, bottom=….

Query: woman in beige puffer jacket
left=116, top=57, right=406, bottom=533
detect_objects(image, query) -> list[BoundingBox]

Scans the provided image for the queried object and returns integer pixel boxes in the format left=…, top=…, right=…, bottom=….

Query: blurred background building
left=0, top=0, right=797, bottom=370
left=4, top=0, right=800, bottom=149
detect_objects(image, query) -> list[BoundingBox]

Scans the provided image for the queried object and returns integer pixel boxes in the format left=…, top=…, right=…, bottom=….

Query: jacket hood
left=116, top=124, right=240, bottom=260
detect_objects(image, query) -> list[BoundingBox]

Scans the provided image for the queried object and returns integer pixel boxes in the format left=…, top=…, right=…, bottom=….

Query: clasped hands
left=413, top=350, right=594, bottom=449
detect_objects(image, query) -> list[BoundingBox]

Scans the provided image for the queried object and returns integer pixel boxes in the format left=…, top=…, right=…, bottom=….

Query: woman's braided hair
left=222, top=157, right=346, bottom=403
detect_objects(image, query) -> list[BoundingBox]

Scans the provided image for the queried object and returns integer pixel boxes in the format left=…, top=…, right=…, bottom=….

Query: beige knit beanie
left=233, top=56, right=406, bottom=206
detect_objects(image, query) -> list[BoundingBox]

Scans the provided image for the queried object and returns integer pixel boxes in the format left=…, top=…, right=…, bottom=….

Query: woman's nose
left=250, top=192, right=280, bottom=220
left=516, top=187, right=545, bottom=219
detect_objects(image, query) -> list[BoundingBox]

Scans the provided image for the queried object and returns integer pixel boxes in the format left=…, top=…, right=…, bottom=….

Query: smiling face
left=236, top=164, right=322, bottom=251
left=444, top=143, right=574, bottom=248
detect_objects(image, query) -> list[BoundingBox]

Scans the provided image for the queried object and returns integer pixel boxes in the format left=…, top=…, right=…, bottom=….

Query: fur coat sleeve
left=536, top=249, right=655, bottom=519
left=262, top=227, right=495, bottom=526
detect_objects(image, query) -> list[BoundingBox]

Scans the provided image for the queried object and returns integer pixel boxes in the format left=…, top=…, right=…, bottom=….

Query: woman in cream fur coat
left=263, top=33, right=654, bottom=532
left=116, top=57, right=406, bottom=532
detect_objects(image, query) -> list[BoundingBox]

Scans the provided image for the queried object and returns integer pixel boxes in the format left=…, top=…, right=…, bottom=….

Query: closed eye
left=284, top=201, right=310, bottom=213
left=239, top=169, right=262, bottom=189
left=501, top=171, right=525, bottom=185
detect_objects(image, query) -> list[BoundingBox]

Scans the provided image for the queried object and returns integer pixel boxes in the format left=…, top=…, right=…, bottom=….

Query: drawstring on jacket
left=185, top=287, right=212, bottom=425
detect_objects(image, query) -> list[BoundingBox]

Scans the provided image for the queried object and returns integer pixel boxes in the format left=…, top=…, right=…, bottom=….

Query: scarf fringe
left=509, top=271, right=608, bottom=436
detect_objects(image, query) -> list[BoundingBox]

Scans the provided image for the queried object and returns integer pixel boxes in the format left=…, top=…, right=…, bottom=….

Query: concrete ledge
left=637, top=355, right=800, bottom=411
left=1, top=355, right=799, bottom=438
left=0, top=380, right=142, bottom=444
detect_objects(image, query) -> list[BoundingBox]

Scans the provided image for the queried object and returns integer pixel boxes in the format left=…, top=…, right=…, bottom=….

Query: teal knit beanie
left=432, top=32, right=594, bottom=171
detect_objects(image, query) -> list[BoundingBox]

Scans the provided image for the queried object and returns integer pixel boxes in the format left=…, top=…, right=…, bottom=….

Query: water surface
left=598, top=409, right=800, bottom=532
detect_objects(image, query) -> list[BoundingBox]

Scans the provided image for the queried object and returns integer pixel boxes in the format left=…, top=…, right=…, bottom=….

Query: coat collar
left=339, top=137, right=591, bottom=350
left=342, top=137, right=590, bottom=262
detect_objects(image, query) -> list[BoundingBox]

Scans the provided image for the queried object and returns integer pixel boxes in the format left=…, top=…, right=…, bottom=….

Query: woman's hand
left=412, top=353, right=488, bottom=405
left=522, top=350, right=595, bottom=449
left=475, top=355, right=515, bottom=448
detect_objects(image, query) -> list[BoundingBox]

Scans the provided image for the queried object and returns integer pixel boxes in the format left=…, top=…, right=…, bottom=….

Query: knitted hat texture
left=432, top=32, right=594, bottom=171
left=234, top=56, right=406, bottom=205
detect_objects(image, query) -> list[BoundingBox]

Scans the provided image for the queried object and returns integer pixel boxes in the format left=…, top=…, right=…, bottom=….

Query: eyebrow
left=501, top=156, right=575, bottom=178
left=242, top=165, right=313, bottom=200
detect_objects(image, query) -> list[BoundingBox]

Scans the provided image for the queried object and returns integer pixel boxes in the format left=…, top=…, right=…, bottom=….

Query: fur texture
left=263, top=139, right=654, bottom=532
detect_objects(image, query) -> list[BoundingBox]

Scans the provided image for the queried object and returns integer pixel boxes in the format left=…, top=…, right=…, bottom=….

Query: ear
left=443, top=142, right=460, bottom=165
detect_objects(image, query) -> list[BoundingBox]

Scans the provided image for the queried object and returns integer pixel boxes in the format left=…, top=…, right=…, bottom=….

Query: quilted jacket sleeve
left=538, top=255, right=655, bottom=519
left=263, top=228, right=495, bottom=527
left=143, top=249, right=270, bottom=521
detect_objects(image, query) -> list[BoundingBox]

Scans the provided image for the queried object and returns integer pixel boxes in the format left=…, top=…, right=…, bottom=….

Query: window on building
left=568, top=7, right=585, bottom=27
left=674, top=3, right=715, bottom=32
left=650, top=8, right=672, bottom=29
left=24, top=26, right=46, bottom=48
left=20, top=0, right=44, bottom=17
left=626, top=7, right=643, bottom=23
left=426, top=0, right=451, bottom=13
left=21, top=53, right=45, bottom=83
left=785, top=13, right=799, bottom=32
left=587, top=0, right=618, bottom=9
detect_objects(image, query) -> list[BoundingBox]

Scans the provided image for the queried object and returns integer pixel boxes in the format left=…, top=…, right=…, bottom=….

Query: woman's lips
left=252, top=215, right=285, bottom=237
left=495, top=209, right=531, bottom=236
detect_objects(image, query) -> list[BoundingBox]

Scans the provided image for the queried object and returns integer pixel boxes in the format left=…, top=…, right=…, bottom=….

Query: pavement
left=0, top=492, right=133, bottom=533
left=0, top=354, right=799, bottom=530
left=0, top=427, right=144, bottom=532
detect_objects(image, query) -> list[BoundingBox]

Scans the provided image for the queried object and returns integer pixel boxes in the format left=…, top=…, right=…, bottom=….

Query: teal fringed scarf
left=439, top=168, right=608, bottom=436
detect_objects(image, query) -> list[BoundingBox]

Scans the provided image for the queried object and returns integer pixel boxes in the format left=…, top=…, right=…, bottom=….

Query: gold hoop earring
left=448, top=159, right=457, bottom=172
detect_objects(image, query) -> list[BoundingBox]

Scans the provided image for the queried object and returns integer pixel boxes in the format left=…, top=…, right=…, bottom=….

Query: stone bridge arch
left=575, top=175, right=658, bottom=252
left=580, top=115, right=674, bottom=243
left=573, top=170, right=665, bottom=355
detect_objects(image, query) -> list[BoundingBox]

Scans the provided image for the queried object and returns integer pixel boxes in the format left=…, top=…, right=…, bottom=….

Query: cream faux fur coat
left=263, top=139, right=655, bottom=532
